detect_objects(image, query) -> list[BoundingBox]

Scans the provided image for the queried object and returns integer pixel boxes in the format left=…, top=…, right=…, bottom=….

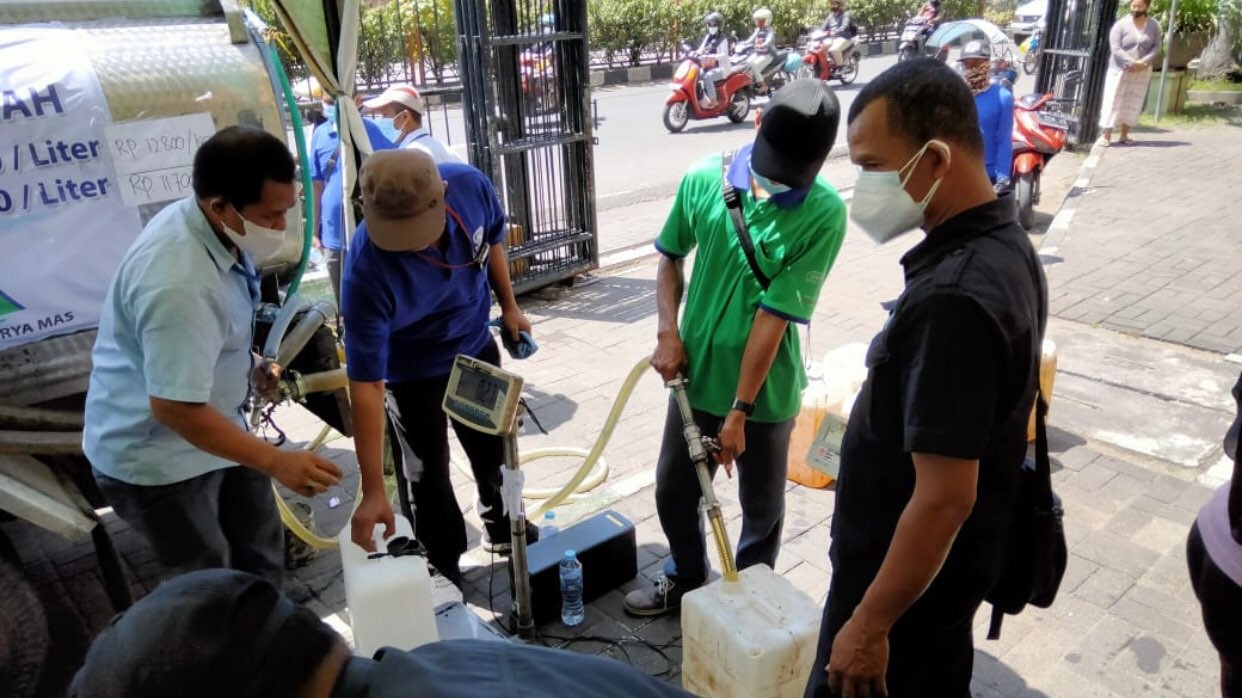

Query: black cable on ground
left=536, top=629, right=683, bottom=679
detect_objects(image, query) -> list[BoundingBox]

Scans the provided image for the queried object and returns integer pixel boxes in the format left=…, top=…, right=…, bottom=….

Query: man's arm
left=651, top=254, right=688, bottom=382
left=714, top=309, right=787, bottom=470
left=487, top=243, right=520, bottom=315
left=150, top=398, right=340, bottom=494
left=848, top=454, right=978, bottom=631
left=348, top=379, right=395, bottom=551
left=996, top=92, right=1014, bottom=182
left=733, top=309, right=788, bottom=405
left=311, top=181, right=325, bottom=247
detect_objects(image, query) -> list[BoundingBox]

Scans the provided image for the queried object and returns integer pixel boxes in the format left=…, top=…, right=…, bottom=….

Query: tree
left=1196, top=0, right=1241, bottom=77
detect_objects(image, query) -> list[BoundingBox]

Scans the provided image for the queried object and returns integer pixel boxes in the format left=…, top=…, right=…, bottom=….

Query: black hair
left=848, top=58, right=984, bottom=154
left=242, top=605, right=340, bottom=698
left=192, top=125, right=295, bottom=207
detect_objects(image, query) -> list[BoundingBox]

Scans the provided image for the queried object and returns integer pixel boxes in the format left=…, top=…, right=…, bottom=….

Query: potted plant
left=1146, top=0, right=1218, bottom=69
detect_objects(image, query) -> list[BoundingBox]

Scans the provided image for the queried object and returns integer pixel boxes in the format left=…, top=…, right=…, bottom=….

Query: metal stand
left=503, top=425, right=535, bottom=638
left=668, top=378, right=738, bottom=582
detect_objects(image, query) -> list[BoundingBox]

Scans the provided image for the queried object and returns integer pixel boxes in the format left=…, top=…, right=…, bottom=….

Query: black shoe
left=623, top=575, right=686, bottom=617
left=430, top=562, right=464, bottom=590
left=481, top=521, right=540, bottom=555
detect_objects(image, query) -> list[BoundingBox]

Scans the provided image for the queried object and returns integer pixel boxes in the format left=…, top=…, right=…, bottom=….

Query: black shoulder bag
left=984, top=392, right=1069, bottom=639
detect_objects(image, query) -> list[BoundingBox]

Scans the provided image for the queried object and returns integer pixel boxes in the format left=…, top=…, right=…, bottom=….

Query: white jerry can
left=338, top=514, right=439, bottom=656
left=681, top=565, right=823, bottom=698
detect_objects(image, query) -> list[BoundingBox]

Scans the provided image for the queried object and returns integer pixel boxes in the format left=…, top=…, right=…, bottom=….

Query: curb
left=1040, top=141, right=1108, bottom=257
left=589, top=40, right=899, bottom=89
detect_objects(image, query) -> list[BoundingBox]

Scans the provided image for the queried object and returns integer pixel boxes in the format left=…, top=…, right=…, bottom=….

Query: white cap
left=362, top=84, right=427, bottom=115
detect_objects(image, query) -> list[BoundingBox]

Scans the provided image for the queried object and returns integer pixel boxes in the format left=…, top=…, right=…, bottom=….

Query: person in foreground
left=625, top=79, right=847, bottom=616
left=1187, top=368, right=1242, bottom=698
left=84, top=126, right=342, bottom=588
left=69, top=569, right=695, bottom=698
left=343, top=149, right=536, bottom=588
left=804, top=58, right=1047, bottom=698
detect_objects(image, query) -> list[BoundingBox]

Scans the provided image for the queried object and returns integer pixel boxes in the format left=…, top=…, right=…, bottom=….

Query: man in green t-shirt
left=625, top=80, right=848, bottom=617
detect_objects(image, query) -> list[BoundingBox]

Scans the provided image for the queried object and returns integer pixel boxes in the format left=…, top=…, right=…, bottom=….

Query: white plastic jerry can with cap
left=337, top=514, right=438, bottom=656
left=681, top=565, right=823, bottom=698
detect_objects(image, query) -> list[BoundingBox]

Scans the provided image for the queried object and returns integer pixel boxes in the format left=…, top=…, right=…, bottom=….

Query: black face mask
left=1131, top=9, right=1147, bottom=17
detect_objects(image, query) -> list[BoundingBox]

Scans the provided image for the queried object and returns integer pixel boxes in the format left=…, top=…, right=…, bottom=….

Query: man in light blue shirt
left=84, top=126, right=341, bottom=586
left=310, top=94, right=395, bottom=305
left=362, top=84, right=463, bottom=164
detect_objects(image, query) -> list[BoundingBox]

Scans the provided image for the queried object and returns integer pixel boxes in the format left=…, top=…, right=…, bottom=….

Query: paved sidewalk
left=1043, top=123, right=1242, bottom=356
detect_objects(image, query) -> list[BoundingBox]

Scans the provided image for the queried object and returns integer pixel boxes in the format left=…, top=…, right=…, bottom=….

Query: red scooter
left=797, top=29, right=860, bottom=85
left=1011, top=92, right=1070, bottom=230
left=663, top=42, right=753, bottom=133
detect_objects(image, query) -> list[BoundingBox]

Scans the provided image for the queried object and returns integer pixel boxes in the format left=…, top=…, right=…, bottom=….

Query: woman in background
left=1099, top=0, right=1161, bottom=146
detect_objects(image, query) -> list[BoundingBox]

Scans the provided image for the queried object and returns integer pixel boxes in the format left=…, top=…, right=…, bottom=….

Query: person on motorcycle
left=919, top=0, right=943, bottom=26
left=819, top=0, right=858, bottom=68
left=960, top=39, right=1014, bottom=190
left=697, top=11, right=732, bottom=110
left=737, top=7, right=778, bottom=85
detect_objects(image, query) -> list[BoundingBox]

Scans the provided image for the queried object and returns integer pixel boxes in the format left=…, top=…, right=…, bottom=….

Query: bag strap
left=1034, top=389, right=1053, bottom=509
left=721, top=151, right=771, bottom=290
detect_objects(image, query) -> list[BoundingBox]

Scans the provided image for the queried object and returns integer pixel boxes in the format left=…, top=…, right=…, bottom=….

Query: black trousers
left=93, top=466, right=284, bottom=588
left=1187, top=522, right=1242, bottom=698
left=385, top=338, right=508, bottom=577
left=654, top=399, right=794, bottom=589
left=804, top=577, right=977, bottom=698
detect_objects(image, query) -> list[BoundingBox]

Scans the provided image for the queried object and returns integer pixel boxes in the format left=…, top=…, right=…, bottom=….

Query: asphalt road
left=416, top=52, right=1040, bottom=209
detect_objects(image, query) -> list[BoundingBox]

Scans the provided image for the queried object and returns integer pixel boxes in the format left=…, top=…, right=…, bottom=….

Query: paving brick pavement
left=1043, top=123, right=1242, bottom=355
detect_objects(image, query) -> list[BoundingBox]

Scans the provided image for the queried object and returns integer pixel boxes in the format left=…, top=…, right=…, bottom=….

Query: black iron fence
left=1036, top=0, right=1119, bottom=146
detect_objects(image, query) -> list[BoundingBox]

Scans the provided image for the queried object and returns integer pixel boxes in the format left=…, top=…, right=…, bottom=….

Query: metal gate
left=1035, top=0, right=1120, bottom=146
left=455, top=0, right=598, bottom=293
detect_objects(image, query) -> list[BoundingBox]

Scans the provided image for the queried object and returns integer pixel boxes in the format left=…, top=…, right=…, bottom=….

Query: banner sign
left=0, top=24, right=146, bottom=350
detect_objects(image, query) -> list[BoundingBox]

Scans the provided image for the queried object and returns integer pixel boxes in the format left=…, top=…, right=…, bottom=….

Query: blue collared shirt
left=342, top=163, right=505, bottom=384
left=84, top=198, right=260, bottom=485
left=311, top=119, right=395, bottom=251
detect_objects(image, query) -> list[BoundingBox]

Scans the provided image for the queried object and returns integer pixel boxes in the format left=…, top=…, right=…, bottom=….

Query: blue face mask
left=322, top=103, right=337, bottom=126
left=750, top=162, right=792, bottom=196
left=372, top=116, right=401, bottom=143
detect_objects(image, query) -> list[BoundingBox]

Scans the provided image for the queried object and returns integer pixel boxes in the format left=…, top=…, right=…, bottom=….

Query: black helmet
left=705, top=11, right=724, bottom=28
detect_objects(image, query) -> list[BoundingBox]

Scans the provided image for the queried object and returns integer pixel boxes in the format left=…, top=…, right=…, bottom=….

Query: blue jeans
left=654, top=398, right=794, bottom=589
left=700, top=68, right=726, bottom=102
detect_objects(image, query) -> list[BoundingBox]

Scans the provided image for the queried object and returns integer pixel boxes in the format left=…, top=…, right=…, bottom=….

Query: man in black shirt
left=804, top=58, right=1047, bottom=698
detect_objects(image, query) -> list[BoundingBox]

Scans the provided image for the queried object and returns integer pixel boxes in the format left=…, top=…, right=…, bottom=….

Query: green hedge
left=251, top=0, right=994, bottom=79
left=589, top=0, right=987, bottom=67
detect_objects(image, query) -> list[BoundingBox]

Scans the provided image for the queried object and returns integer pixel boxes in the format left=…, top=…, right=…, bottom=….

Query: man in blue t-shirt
left=341, top=150, right=535, bottom=586
left=960, top=40, right=1014, bottom=190
left=310, top=95, right=395, bottom=305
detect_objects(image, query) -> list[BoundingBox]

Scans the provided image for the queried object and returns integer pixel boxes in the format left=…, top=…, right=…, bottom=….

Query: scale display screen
left=444, top=354, right=523, bottom=436
left=456, top=368, right=505, bottom=410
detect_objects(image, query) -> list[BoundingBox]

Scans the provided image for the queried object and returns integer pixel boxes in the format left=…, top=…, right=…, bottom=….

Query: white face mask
left=708, top=26, right=719, bottom=35
left=221, top=206, right=286, bottom=261
left=849, top=140, right=948, bottom=244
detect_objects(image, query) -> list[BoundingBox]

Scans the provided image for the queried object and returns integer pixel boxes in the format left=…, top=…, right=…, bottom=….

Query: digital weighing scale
left=442, top=354, right=536, bottom=637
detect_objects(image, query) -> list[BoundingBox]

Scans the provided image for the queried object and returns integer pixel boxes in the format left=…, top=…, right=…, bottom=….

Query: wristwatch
left=730, top=398, right=755, bottom=417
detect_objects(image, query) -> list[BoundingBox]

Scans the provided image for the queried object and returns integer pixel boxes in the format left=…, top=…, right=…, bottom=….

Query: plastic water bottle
left=542, top=510, right=560, bottom=538
left=559, top=550, right=585, bottom=626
